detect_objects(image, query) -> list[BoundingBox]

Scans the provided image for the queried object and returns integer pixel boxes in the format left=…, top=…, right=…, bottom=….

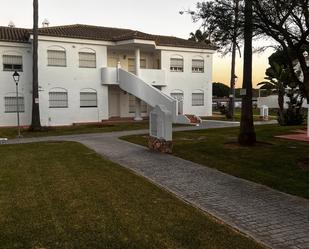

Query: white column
left=135, top=48, right=140, bottom=77
left=134, top=47, right=143, bottom=121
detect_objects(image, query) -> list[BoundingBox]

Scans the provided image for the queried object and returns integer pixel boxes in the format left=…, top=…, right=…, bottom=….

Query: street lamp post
left=12, top=71, right=22, bottom=138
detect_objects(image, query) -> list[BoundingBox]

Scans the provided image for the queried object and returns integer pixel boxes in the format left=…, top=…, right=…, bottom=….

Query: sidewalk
left=5, top=120, right=308, bottom=249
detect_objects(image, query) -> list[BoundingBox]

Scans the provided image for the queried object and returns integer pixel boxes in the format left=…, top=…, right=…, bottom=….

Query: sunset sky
left=1, top=0, right=274, bottom=87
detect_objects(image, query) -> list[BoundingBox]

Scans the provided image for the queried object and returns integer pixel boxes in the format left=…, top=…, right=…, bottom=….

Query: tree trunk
left=278, top=84, right=285, bottom=125
left=228, top=0, right=239, bottom=119
left=303, top=71, right=309, bottom=101
left=30, top=0, right=42, bottom=130
left=238, top=0, right=256, bottom=145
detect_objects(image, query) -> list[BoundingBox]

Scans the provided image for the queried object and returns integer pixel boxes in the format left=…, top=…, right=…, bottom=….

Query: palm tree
left=188, top=30, right=210, bottom=44
left=238, top=0, right=256, bottom=145
left=258, top=63, right=288, bottom=124
left=30, top=0, right=42, bottom=130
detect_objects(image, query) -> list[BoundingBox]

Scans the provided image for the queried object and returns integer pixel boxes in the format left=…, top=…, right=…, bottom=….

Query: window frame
left=170, top=57, right=184, bottom=72
left=79, top=52, right=97, bottom=68
left=4, top=96, right=25, bottom=113
left=192, top=59, right=205, bottom=73
left=3, top=55, right=23, bottom=72
left=49, top=91, right=68, bottom=108
left=47, top=49, right=67, bottom=67
left=80, top=91, right=98, bottom=108
left=192, top=91, right=205, bottom=106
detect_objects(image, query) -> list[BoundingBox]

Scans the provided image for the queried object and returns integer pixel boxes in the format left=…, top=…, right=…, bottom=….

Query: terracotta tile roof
left=0, top=24, right=216, bottom=50
left=0, top=26, right=30, bottom=43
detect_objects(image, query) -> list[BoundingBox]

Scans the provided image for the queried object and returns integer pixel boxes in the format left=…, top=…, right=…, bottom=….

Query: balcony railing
left=101, top=67, right=166, bottom=86
left=139, top=69, right=166, bottom=86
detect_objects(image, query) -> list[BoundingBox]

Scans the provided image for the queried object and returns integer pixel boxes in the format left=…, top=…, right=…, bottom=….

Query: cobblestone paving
left=5, top=120, right=309, bottom=249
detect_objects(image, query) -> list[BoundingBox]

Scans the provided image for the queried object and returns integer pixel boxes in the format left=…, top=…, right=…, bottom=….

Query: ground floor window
left=49, top=91, right=68, bottom=108
left=80, top=92, right=98, bottom=108
left=192, top=91, right=204, bottom=106
left=129, top=94, right=147, bottom=113
left=4, top=96, right=25, bottom=113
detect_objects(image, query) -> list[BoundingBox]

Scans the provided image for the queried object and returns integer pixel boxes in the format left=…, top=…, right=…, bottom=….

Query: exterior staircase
left=118, top=69, right=194, bottom=124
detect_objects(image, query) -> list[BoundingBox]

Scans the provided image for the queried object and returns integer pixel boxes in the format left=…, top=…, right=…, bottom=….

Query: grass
left=203, top=108, right=278, bottom=122
left=122, top=125, right=309, bottom=199
left=0, top=121, right=149, bottom=139
left=0, top=142, right=263, bottom=249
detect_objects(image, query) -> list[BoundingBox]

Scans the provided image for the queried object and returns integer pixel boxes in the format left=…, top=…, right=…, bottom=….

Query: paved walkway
left=4, top=120, right=309, bottom=249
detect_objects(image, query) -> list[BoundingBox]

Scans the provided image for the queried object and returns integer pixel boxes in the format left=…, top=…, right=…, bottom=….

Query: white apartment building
left=0, top=24, right=216, bottom=127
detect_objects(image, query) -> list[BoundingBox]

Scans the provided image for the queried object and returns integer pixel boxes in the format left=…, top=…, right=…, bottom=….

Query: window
left=170, top=58, right=184, bottom=72
left=129, top=94, right=147, bottom=113
left=141, top=101, right=148, bottom=113
left=4, top=96, right=25, bottom=113
left=192, top=91, right=204, bottom=106
left=47, top=50, right=66, bottom=67
left=140, top=58, right=146, bottom=69
left=192, top=59, right=204, bottom=73
left=129, top=94, right=136, bottom=113
left=128, top=58, right=147, bottom=74
left=49, top=92, right=68, bottom=108
left=79, top=52, right=96, bottom=68
left=3, top=55, right=23, bottom=71
left=80, top=92, right=98, bottom=107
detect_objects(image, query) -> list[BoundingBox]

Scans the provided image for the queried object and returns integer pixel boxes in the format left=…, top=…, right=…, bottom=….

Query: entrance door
left=171, top=93, right=184, bottom=115
left=108, top=87, right=120, bottom=118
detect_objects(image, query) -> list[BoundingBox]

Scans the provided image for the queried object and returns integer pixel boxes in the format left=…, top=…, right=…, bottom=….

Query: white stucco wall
left=160, top=49, right=213, bottom=117
left=0, top=42, right=32, bottom=127
left=0, top=36, right=215, bottom=127
left=37, top=40, right=108, bottom=126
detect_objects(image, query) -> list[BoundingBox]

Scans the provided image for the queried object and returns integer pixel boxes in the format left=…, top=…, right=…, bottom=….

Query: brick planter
left=148, top=136, right=173, bottom=154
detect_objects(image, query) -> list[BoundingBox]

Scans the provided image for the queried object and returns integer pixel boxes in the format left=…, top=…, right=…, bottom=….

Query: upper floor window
left=4, top=96, right=25, bottom=113
left=49, top=90, right=68, bottom=108
left=3, top=55, right=23, bottom=71
left=192, top=90, right=205, bottom=106
left=170, top=57, right=184, bottom=72
left=192, top=59, right=204, bottom=73
left=47, top=50, right=66, bottom=67
left=79, top=52, right=96, bottom=68
left=128, top=58, right=147, bottom=74
left=80, top=91, right=98, bottom=108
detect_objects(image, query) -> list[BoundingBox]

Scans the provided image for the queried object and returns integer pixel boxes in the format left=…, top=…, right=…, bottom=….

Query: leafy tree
left=189, top=30, right=211, bottom=44
left=186, top=0, right=244, bottom=118
left=258, top=64, right=287, bottom=124
left=213, top=82, right=230, bottom=97
left=239, top=0, right=256, bottom=145
left=30, top=0, right=42, bottom=130
left=253, top=0, right=309, bottom=101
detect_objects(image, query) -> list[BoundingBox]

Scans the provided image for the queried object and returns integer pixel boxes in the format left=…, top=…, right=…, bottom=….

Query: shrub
left=280, top=108, right=306, bottom=126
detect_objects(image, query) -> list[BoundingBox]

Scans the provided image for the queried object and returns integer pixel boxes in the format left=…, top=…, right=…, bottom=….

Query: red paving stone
left=276, top=131, right=309, bottom=142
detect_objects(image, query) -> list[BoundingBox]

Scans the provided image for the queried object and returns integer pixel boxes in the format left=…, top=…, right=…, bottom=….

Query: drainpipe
left=134, top=48, right=143, bottom=121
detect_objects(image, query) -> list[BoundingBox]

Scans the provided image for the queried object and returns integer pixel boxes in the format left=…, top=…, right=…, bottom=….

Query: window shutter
left=49, top=92, right=68, bottom=108
left=79, top=52, right=96, bottom=68
left=80, top=92, right=98, bottom=107
left=47, top=50, right=66, bottom=66
left=3, top=55, right=22, bottom=65
left=192, top=93, right=204, bottom=106
left=192, top=59, right=204, bottom=73
left=4, top=97, right=25, bottom=113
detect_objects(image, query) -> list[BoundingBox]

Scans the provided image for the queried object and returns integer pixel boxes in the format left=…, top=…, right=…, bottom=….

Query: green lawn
left=122, top=125, right=309, bottom=199
left=204, top=108, right=278, bottom=121
left=0, top=121, right=149, bottom=139
left=0, top=142, right=263, bottom=249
